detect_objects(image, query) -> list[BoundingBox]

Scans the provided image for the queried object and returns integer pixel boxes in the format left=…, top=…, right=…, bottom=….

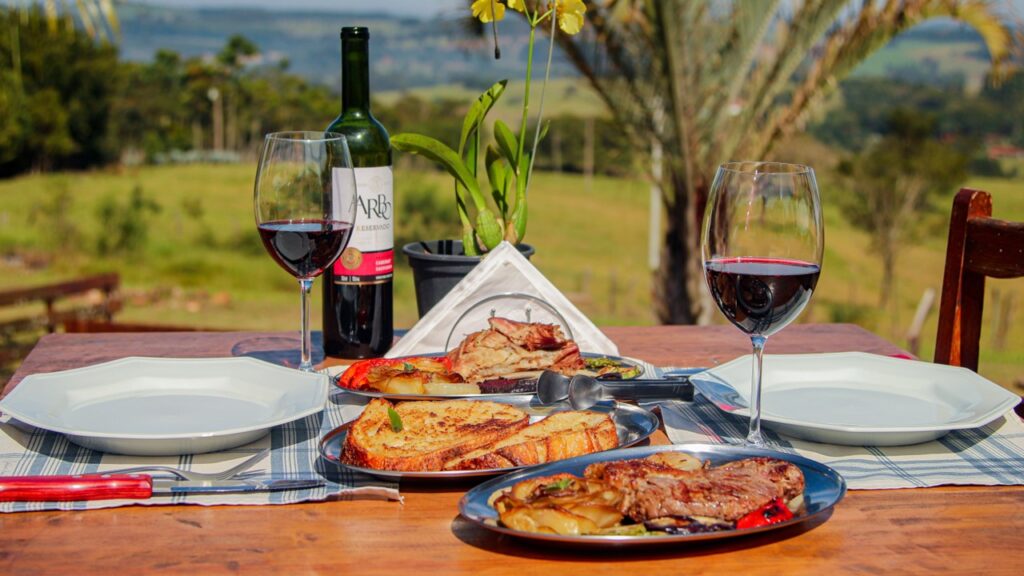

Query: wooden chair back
left=935, top=188, right=1024, bottom=372
left=0, top=273, right=121, bottom=333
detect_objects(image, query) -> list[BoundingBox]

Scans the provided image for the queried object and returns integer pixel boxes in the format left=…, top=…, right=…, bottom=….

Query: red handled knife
left=0, top=474, right=322, bottom=501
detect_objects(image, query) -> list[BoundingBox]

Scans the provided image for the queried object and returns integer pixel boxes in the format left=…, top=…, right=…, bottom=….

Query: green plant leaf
left=493, top=120, right=519, bottom=171
left=485, top=145, right=510, bottom=219
left=475, top=208, right=503, bottom=251
left=392, top=133, right=487, bottom=212
left=455, top=191, right=478, bottom=256
left=508, top=194, right=527, bottom=245
left=537, top=120, right=551, bottom=144
left=462, top=227, right=479, bottom=256
left=459, top=80, right=507, bottom=156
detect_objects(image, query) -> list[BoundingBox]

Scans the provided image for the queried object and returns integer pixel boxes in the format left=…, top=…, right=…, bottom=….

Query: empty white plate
left=0, top=357, right=328, bottom=455
left=691, top=352, right=1020, bottom=446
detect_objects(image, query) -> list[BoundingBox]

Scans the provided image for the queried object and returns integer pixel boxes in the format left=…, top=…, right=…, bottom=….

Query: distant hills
left=117, top=2, right=576, bottom=92
left=115, top=2, right=996, bottom=94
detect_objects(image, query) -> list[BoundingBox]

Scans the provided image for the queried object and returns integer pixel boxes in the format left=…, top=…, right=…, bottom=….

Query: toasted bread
left=444, top=411, right=618, bottom=470
left=340, top=398, right=530, bottom=471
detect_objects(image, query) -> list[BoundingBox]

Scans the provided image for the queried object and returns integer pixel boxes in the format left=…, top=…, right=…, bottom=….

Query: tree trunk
left=653, top=171, right=707, bottom=324
left=879, top=241, right=895, bottom=308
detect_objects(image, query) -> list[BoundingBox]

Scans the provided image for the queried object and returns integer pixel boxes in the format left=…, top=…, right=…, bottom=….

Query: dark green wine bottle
left=323, top=27, right=393, bottom=359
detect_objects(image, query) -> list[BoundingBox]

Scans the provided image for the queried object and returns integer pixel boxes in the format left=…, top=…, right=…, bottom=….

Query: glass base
left=230, top=334, right=324, bottom=370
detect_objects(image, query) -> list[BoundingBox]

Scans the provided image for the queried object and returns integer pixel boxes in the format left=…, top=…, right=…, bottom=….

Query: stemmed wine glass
left=701, top=162, right=824, bottom=446
left=254, top=131, right=357, bottom=372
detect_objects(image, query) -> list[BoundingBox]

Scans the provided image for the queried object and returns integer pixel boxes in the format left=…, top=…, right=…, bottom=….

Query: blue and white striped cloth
left=659, top=394, right=1024, bottom=490
left=0, top=394, right=397, bottom=513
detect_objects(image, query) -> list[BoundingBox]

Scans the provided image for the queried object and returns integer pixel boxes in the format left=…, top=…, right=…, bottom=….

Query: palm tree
left=22, top=0, right=119, bottom=42
left=547, top=0, right=1012, bottom=324
left=6, top=1, right=119, bottom=98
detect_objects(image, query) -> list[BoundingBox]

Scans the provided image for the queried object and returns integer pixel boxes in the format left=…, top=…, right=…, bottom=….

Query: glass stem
left=748, top=334, right=768, bottom=446
left=298, top=278, right=314, bottom=372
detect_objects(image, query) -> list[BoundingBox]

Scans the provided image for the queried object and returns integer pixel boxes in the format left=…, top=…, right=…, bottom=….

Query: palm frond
left=28, top=0, right=119, bottom=42
left=749, top=0, right=1012, bottom=158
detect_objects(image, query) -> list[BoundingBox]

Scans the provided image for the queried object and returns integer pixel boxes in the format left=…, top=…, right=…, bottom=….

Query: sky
left=131, top=0, right=465, bottom=18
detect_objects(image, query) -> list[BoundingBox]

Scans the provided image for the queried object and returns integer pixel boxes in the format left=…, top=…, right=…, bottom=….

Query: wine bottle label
left=331, top=166, right=393, bottom=284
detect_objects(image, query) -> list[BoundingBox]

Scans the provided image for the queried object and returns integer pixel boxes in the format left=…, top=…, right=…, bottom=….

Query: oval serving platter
left=319, top=399, right=659, bottom=479
left=458, top=443, right=846, bottom=547
left=333, top=353, right=646, bottom=401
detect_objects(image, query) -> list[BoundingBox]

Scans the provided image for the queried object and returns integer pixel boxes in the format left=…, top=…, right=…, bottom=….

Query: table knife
left=0, top=474, right=323, bottom=502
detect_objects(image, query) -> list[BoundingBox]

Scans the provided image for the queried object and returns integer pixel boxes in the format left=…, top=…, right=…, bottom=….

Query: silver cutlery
left=537, top=369, right=701, bottom=410
left=96, top=448, right=269, bottom=482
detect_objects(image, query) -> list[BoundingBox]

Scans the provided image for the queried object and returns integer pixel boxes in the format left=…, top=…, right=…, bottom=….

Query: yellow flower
left=550, top=0, right=586, bottom=35
left=507, top=0, right=527, bottom=12
left=471, top=0, right=506, bottom=23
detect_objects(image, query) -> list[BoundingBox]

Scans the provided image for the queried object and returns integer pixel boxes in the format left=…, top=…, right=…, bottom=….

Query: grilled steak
left=585, top=457, right=804, bottom=522
left=448, top=318, right=584, bottom=383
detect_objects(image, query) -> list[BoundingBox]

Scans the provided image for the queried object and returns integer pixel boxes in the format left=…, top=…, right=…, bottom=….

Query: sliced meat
left=586, top=457, right=804, bottom=522
left=490, top=317, right=565, bottom=351
left=448, top=318, right=584, bottom=383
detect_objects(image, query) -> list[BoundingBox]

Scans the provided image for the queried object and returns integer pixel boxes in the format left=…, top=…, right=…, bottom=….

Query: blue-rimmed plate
left=458, top=443, right=846, bottom=547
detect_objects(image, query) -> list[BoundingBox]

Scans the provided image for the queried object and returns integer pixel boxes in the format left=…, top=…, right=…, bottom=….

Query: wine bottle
left=323, top=26, right=393, bottom=359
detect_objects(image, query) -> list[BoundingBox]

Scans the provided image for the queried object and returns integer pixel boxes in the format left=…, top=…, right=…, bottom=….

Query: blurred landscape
left=0, top=2, right=1022, bottom=393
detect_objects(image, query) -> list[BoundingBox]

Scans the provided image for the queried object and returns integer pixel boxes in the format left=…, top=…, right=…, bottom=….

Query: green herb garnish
left=387, top=406, right=404, bottom=432
left=402, top=362, right=415, bottom=372
left=543, top=478, right=573, bottom=493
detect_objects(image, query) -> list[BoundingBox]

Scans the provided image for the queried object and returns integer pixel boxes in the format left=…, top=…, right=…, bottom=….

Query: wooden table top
left=1, top=324, right=1021, bottom=575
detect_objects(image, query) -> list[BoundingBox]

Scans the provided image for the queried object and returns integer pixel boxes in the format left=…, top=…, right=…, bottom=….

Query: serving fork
left=96, top=448, right=269, bottom=482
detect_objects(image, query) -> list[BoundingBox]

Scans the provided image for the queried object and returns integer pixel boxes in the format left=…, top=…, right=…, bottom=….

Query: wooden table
left=1, top=325, right=1021, bottom=575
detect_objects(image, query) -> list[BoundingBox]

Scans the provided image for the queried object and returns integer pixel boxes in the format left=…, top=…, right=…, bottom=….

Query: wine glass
left=254, top=131, right=357, bottom=372
left=701, top=162, right=824, bottom=446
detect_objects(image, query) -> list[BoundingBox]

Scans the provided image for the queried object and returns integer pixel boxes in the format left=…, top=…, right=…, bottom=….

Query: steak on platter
left=585, top=456, right=805, bottom=522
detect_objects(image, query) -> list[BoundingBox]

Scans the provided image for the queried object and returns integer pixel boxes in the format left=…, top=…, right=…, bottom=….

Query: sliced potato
left=645, top=452, right=703, bottom=471
left=423, top=382, right=481, bottom=395
left=382, top=375, right=426, bottom=395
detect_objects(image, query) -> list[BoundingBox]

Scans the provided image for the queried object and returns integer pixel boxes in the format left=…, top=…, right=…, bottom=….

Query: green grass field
left=0, top=164, right=1021, bottom=391
left=377, top=77, right=611, bottom=124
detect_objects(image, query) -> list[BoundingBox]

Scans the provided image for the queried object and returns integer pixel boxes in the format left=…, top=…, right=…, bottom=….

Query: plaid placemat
left=0, top=394, right=398, bottom=513
left=657, top=386, right=1024, bottom=490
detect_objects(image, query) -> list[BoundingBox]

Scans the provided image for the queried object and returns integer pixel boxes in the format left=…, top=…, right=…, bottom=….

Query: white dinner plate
left=0, top=357, right=328, bottom=456
left=690, top=352, right=1020, bottom=446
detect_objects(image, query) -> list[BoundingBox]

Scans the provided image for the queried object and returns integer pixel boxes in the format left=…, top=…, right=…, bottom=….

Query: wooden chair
left=934, top=188, right=1024, bottom=416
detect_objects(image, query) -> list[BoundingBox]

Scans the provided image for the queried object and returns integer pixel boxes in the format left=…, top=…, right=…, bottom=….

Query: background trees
left=548, top=0, right=1012, bottom=324
left=0, top=7, right=119, bottom=176
left=837, top=108, right=970, bottom=308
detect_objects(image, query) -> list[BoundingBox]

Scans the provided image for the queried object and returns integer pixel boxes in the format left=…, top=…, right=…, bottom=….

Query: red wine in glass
left=257, top=219, right=353, bottom=279
left=254, top=131, right=358, bottom=372
left=705, top=258, right=820, bottom=337
left=701, top=161, right=824, bottom=446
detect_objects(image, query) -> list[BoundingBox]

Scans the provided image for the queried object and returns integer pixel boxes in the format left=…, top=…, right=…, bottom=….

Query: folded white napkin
left=388, top=241, right=618, bottom=357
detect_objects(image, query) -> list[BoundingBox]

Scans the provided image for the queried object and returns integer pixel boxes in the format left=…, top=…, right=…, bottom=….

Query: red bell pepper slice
left=735, top=497, right=794, bottom=530
left=336, top=356, right=454, bottom=390
left=337, top=358, right=392, bottom=389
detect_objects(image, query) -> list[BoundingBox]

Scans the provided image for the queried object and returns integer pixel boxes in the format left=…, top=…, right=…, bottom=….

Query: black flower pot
left=402, top=240, right=536, bottom=317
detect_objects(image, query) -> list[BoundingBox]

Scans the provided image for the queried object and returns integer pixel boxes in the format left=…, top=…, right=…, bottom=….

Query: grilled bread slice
left=444, top=411, right=618, bottom=470
left=340, top=398, right=530, bottom=471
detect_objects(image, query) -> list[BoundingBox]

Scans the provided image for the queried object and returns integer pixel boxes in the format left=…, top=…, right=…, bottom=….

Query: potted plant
left=392, top=0, right=587, bottom=316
